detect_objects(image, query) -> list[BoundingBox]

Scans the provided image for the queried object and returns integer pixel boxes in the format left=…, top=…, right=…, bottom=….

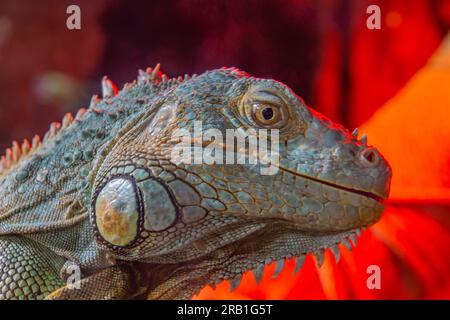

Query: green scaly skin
left=0, top=65, right=391, bottom=299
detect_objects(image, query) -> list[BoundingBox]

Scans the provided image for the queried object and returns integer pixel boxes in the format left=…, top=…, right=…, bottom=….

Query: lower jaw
left=143, top=226, right=363, bottom=300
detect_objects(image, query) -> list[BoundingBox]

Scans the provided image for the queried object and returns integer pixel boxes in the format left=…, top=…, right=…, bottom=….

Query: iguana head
left=90, top=67, right=391, bottom=299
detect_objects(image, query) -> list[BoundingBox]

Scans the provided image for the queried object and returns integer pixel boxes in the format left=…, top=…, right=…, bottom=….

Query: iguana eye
left=252, top=103, right=285, bottom=127
left=248, top=101, right=288, bottom=128
left=241, top=87, right=290, bottom=129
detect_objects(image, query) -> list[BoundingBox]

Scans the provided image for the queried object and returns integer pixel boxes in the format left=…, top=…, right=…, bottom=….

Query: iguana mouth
left=279, top=166, right=385, bottom=202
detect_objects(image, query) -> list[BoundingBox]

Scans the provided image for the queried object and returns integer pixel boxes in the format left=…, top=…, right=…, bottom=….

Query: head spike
left=75, top=107, right=87, bottom=120
left=124, top=80, right=136, bottom=90
left=148, top=64, right=164, bottom=83
left=342, top=238, right=352, bottom=251
left=101, top=76, right=118, bottom=98
left=313, top=250, right=325, bottom=268
left=229, top=274, right=242, bottom=292
left=89, top=95, right=101, bottom=110
left=360, top=134, right=368, bottom=145
left=62, top=113, right=74, bottom=128
left=11, top=141, right=21, bottom=163
left=252, top=263, right=265, bottom=285
left=151, top=63, right=161, bottom=82
left=137, top=69, right=148, bottom=84
left=272, top=260, right=285, bottom=279
left=330, top=245, right=341, bottom=263
left=294, top=255, right=306, bottom=273
left=50, top=122, right=60, bottom=135
left=352, top=128, right=359, bottom=137
left=31, top=135, right=41, bottom=150
left=0, top=155, right=6, bottom=171
left=5, top=148, right=12, bottom=164
left=44, top=122, right=60, bottom=142
left=349, top=234, right=357, bottom=246
left=21, top=139, right=31, bottom=156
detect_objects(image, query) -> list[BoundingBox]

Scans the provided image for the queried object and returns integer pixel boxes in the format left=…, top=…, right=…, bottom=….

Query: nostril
left=359, top=148, right=379, bottom=167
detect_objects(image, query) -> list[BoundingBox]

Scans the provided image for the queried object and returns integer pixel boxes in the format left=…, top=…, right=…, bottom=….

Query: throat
left=133, top=260, right=217, bottom=300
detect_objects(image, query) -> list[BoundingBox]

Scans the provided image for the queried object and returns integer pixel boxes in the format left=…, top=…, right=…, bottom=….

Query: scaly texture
left=0, top=65, right=391, bottom=299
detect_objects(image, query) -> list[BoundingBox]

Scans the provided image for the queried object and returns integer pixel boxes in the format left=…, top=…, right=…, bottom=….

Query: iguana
left=0, top=65, right=391, bottom=300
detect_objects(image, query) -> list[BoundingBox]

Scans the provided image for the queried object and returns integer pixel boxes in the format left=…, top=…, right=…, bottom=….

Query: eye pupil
left=261, top=107, right=274, bottom=120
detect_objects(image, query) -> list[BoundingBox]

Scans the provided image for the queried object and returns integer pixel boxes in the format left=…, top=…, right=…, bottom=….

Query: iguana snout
left=274, top=103, right=392, bottom=232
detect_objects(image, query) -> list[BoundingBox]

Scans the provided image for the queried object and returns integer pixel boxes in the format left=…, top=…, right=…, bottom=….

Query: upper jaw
left=279, top=165, right=389, bottom=202
left=267, top=166, right=385, bottom=231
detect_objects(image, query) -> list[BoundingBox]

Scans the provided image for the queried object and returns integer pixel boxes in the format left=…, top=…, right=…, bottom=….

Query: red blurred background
left=0, top=0, right=449, bottom=299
